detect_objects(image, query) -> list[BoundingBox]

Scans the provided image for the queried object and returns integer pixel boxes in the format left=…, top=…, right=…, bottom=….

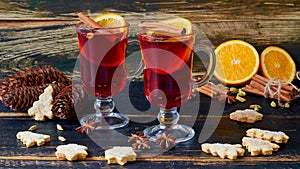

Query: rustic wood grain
left=1, top=0, right=300, bottom=79
left=0, top=1, right=300, bottom=168
left=1, top=0, right=299, bottom=45
left=0, top=112, right=299, bottom=168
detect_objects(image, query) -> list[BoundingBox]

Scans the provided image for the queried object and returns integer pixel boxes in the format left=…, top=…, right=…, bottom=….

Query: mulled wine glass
left=138, top=29, right=216, bottom=142
left=76, top=23, right=131, bottom=129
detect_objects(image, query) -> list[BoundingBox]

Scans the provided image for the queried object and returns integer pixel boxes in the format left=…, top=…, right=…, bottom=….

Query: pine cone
left=52, top=84, right=86, bottom=120
left=12, top=66, right=70, bottom=86
left=2, top=86, right=44, bottom=111
left=0, top=66, right=70, bottom=98
left=1, top=82, right=65, bottom=111
left=50, top=81, right=67, bottom=96
left=0, top=66, right=70, bottom=111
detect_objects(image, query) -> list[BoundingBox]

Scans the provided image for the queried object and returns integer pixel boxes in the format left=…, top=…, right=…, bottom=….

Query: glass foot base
left=143, top=124, right=195, bottom=143
left=80, top=112, right=129, bottom=130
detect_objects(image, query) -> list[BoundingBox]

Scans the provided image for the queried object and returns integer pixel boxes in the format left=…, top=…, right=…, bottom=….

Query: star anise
left=75, top=120, right=100, bottom=134
left=218, top=94, right=237, bottom=104
left=132, top=138, right=151, bottom=150
left=226, top=95, right=237, bottom=104
left=128, top=132, right=150, bottom=143
left=156, top=133, right=176, bottom=149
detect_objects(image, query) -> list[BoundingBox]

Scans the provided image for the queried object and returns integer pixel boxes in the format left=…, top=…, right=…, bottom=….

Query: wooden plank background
left=1, top=0, right=300, bottom=79
left=0, top=0, right=300, bottom=168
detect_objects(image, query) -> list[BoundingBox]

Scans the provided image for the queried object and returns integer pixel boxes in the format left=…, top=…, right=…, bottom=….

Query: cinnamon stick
left=196, top=82, right=236, bottom=104
left=78, top=12, right=101, bottom=28
left=196, top=86, right=215, bottom=98
left=244, top=85, right=264, bottom=97
left=252, top=74, right=297, bottom=99
left=253, top=74, right=295, bottom=92
left=206, top=82, right=228, bottom=95
left=138, top=22, right=186, bottom=36
left=245, top=85, right=292, bottom=102
left=249, top=80, right=291, bottom=98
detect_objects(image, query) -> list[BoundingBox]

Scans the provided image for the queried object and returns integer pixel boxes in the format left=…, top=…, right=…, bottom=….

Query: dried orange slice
left=160, top=17, right=193, bottom=34
left=214, top=40, right=260, bottom=86
left=93, top=13, right=126, bottom=27
left=260, top=46, right=296, bottom=83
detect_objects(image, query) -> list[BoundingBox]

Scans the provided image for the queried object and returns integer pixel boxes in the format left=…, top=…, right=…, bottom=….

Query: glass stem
left=94, top=97, right=115, bottom=115
left=157, top=108, right=179, bottom=129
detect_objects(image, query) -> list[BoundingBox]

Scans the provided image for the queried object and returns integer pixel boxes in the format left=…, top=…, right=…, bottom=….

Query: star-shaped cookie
left=105, top=146, right=137, bottom=165
left=55, top=143, right=88, bottom=161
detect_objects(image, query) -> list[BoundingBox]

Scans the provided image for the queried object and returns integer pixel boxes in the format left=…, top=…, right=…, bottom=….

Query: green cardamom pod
left=28, top=125, right=37, bottom=131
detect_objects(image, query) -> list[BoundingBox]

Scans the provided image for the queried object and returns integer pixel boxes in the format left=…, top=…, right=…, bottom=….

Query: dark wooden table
left=0, top=1, right=300, bottom=168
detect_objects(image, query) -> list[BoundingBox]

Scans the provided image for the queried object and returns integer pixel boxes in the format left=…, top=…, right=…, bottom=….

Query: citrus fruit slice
left=214, top=40, right=260, bottom=86
left=160, top=17, right=193, bottom=34
left=260, top=46, right=296, bottom=83
left=93, top=13, right=126, bottom=27
left=141, top=18, right=194, bottom=74
left=79, top=14, right=127, bottom=67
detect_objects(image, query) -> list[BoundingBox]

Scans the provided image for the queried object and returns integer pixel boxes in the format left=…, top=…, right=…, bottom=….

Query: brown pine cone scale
left=52, top=84, right=86, bottom=120
left=2, top=86, right=44, bottom=111
left=1, top=82, right=65, bottom=111
left=0, top=66, right=70, bottom=111
left=10, top=66, right=70, bottom=87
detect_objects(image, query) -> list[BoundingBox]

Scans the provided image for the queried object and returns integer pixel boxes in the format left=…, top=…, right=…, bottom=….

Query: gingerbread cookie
left=242, top=137, right=279, bottom=156
left=55, top=143, right=88, bottom=161
left=16, top=131, right=50, bottom=148
left=105, top=146, right=137, bottom=165
left=229, top=109, right=263, bottom=123
left=201, top=143, right=245, bottom=160
left=246, top=128, right=289, bottom=143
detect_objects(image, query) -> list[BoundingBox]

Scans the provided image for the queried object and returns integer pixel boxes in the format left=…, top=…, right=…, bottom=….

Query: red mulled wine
left=77, top=28, right=128, bottom=98
left=139, top=34, right=195, bottom=109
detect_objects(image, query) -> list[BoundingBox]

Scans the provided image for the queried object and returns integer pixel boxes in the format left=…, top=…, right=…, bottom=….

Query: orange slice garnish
left=214, top=40, right=260, bottom=86
left=93, top=13, right=126, bottom=27
left=260, top=46, right=296, bottom=83
left=160, top=17, right=193, bottom=34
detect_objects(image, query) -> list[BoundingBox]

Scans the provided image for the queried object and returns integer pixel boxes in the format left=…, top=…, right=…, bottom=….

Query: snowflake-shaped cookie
left=105, top=146, right=137, bottom=165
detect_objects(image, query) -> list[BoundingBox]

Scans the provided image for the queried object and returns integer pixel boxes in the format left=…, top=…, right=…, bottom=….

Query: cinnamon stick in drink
left=138, top=22, right=186, bottom=36
left=78, top=12, right=101, bottom=28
